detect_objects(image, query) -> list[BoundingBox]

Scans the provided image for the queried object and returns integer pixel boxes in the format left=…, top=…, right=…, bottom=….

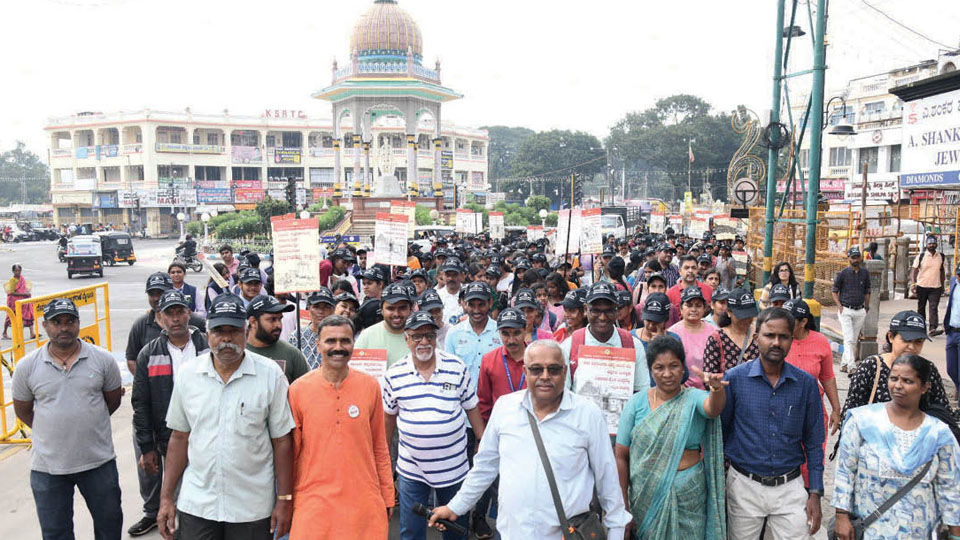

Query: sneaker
left=930, top=328, right=944, bottom=337
left=127, top=516, right=157, bottom=537
left=472, top=514, right=494, bottom=539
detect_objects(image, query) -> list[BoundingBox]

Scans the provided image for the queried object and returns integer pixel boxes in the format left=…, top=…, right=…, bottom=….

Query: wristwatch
left=277, top=494, right=293, bottom=501
left=807, top=489, right=823, bottom=497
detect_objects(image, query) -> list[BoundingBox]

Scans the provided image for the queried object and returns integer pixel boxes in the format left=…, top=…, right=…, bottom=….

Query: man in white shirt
left=429, top=340, right=631, bottom=539
left=436, top=257, right=466, bottom=325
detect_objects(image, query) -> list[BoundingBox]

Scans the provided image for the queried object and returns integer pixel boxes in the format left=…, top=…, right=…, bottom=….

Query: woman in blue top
left=614, top=336, right=726, bottom=540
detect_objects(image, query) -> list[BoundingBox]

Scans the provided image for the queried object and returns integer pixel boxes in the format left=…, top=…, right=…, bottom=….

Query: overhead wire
left=857, top=0, right=956, bottom=50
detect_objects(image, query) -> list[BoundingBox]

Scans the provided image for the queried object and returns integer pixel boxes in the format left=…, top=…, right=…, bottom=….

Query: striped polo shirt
left=381, top=350, right=479, bottom=488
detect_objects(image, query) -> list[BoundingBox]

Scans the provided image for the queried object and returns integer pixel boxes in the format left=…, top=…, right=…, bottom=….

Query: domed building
left=314, top=0, right=464, bottom=199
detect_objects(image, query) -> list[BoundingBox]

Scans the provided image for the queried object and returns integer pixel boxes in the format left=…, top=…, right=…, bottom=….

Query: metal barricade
left=1, top=283, right=112, bottom=445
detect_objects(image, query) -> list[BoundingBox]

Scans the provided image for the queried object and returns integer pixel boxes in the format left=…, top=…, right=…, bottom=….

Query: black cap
left=334, top=292, right=359, bottom=307
left=615, top=289, right=632, bottom=308
left=783, top=298, right=812, bottom=320
left=555, top=289, right=586, bottom=309
left=238, top=267, right=262, bottom=283
left=586, top=281, right=619, bottom=304
left=647, top=272, right=668, bottom=286
left=712, top=287, right=731, bottom=302
left=146, top=272, right=173, bottom=292
left=43, top=298, right=79, bottom=320
left=658, top=243, right=676, bottom=253
left=890, top=310, right=929, bottom=341
left=207, top=294, right=248, bottom=328
left=497, top=307, right=526, bottom=330
left=405, top=310, right=439, bottom=331
left=246, top=295, right=296, bottom=318
left=409, top=269, right=429, bottom=281
left=847, top=247, right=861, bottom=257
left=602, top=245, right=616, bottom=257
left=382, top=282, right=412, bottom=305
left=441, top=257, right=464, bottom=273
left=158, top=290, right=190, bottom=311
left=331, top=248, right=356, bottom=263
left=484, top=265, right=500, bottom=278
left=531, top=253, right=547, bottom=263
left=680, top=285, right=705, bottom=304
left=513, top=288, right=540, bottom=309
left=363, top=267, right=386, bottom=283
left=514, top=258, right=531, bottom=271
left=307, top=288, right=336, bottom=306
left=417, top=290, right=444, bottom=311
left=463, top=282, right=490, bottom=302
left=358, top=298, right=383, bottom=327
left=698, top=254, right=712, bottom=264
left=642, top=292, right=670, bottom=323
left=727, top=288, right=759, bottom=319
left=419, top=251, right=433, bottom=261
left=246, top=253, right=261, bottom=267
left=768, top=284, right=792, bottom=303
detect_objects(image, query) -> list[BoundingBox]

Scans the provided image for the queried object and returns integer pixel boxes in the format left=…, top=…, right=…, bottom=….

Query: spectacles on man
left=527, top=364, right=563, bottom=376
left=588, top=307, right=617, bottom=318
left=406, top=332, right=437, bottom=343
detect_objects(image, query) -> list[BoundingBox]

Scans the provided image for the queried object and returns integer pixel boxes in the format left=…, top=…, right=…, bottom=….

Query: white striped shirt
left=381, top=349, right=479, bottom=487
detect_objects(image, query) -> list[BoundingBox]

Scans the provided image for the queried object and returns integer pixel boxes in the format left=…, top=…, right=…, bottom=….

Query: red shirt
left=477, top=345, right=526, bottom=422
left=318, top=259, right=334, bottom=289
left=667, top=281, right=713, bottom=311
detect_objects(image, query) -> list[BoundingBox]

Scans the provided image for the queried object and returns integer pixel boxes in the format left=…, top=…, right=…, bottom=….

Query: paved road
left=0, top=239, right=952, bottom=539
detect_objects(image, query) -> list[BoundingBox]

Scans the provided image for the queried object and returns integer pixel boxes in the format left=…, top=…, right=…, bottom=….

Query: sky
left=2, top=0, right=959, bottom=157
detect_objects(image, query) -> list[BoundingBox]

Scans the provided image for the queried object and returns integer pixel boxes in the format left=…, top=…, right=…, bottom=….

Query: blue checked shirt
left=721, top=358, right=826, bottom=491
left=444, top=318, right=501, bottom=392
left=660, top=263, right=680, bottom=288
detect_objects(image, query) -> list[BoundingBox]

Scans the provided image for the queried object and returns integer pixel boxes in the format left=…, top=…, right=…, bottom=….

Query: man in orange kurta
left=288, top=316, right=394, bottom=539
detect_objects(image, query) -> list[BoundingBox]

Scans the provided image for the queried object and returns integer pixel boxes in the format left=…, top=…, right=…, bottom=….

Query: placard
left=714, top=215, right=737, bottom=241
left=650, top=210, right=666, bottom=234
left=732, top=250, right=749, bottom=276
left=270, top=217, right=321, bottom=293
left=555, top=209, right=582, bottom=256
left=688, top=217, right=708, bottom=239
left=572, top=345, right=636, bottom=435
left=455, top=209, right=474, bottom=234
left=390, top=200, right=417, bottom=237
left=667, top=215, right=684, bottom=234
left=351, top=349, right=388, bottom=380
left=526, top=226, right=544, bottom=242
left=474, top=213, right=483, bottom=235
left=489, top=212, right=505, bottom=240
left=579, top=208, right=602, bottom=254
left=374, top=212, right=409, bottom=266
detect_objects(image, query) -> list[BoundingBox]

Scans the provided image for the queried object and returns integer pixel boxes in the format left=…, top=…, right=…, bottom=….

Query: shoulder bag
left=526, top=410, right=606, bottom=540
left=828, top=459, right=932, bottom=540
left=867, top=356, right=884, bottom=405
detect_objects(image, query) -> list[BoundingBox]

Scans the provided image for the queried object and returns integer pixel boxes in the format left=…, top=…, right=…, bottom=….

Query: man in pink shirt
left=667, top=255, right=713, bottom=312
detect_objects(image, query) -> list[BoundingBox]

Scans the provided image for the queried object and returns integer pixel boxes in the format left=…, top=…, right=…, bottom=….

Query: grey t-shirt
left=12, top=341, right=122, bottom=474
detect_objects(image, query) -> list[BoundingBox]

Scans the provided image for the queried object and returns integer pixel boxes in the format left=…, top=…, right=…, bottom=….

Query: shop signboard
left=197, top=188, right=233, bottom=204
left=233, top=188, right=266, bottom=204
left=900, top=87, right=960, bottom=188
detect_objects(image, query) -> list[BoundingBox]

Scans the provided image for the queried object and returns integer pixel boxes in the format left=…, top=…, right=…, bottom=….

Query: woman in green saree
left=614, top=335, right=727, bottom=540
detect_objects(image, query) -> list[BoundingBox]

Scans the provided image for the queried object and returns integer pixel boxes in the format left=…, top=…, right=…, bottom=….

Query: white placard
left=455, top=209, right=473, bottom=234
left=573, top=345, right=636, bottom=435
left=650, top=211, right=666, bottom=234
left=351, top=349, right=388, bottom=380
left=489, top=212, right=505, bottom=240
left=579, top=208, right=602, bottom=254
left=526, top=226, right=544, bottom=242
left=556, top=209, right=583, bottom=256
left=270, top=217, right=321, bottom=293
left=374, top=212, right=409, bottom=267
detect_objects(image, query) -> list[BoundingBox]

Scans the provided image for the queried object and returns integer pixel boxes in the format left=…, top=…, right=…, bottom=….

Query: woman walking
left=668, top=286, right=717, bottom=389
left=3, top=264, right=36, bottom=339
left=701, top=288, right=759, bottom=374
left=833, top=354, right=960, bottom=539
left=615, top=336, right=726, bottom=540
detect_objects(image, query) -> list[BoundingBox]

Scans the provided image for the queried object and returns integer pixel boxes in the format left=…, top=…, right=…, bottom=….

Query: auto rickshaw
left=98, top=231, right=136, bottom=265
left=66, top=235, right=103, bottom=278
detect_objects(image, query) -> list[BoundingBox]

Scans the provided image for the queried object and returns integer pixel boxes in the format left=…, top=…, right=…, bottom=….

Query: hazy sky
left=2, top=0, right=958, bottom=156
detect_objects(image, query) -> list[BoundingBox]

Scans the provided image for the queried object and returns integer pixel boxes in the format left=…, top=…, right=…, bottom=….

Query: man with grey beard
left=381, top=311, right=486, bottom=540
left=157, top=294, right=296, bottom=540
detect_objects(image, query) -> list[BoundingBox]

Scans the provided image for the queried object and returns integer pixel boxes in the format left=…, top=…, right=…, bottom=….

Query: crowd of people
left=9, top=227, right=960, bottom=540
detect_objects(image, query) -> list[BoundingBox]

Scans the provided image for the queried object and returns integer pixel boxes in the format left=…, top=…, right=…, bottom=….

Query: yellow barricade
left=0, top=283, right=112, bottom=445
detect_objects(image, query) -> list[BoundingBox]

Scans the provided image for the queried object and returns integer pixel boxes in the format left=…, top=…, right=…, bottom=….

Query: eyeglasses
left=588, top=307, right=617, bottom=318
left=527, top=364, right=564, bottom=376
left=406, top=332, right=437, bottom=342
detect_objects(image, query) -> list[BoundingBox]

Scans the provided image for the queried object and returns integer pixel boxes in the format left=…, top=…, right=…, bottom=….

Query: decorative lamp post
left=299, top=210, right=310, bottom=220
left=539, top=208, right=548, bottom=228
left=201, top=212, right=211, bottom=247
left=176, top=212, right=186, bottom=242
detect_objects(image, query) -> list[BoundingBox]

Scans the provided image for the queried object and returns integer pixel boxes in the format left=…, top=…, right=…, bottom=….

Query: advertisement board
left=197, top=188, right=233, bottom=204
left=900, top=87, right=960, bottom=188
left=232, top=146, right=263, bottom=164
left=233, top=188, right=266, bottom=204
left=274, top=147, right=302, bottom=164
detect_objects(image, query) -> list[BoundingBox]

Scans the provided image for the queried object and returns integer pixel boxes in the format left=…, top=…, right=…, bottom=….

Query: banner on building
left=270, top=216, right=321, bottom=293
left=441, top=151, right=454, bottom=171
left=233, top=188, right=266, bottom=204
left=579, top=208, right=602, bottom=254
left=92, top=192, right=118, bottom=209
left=231, top=146, right=263, bottom=164
left=232, top=180, right=262, bottom=189
left=374, top=212, right=409, bottom=267
left=468, top=171, right=485, bottom=192
left=489, top=212, right=505, bottom=240
left=197, top=180, right=229, bottom=189
left=196, top=188, right=233, bottom=204
left=274, top=147, right=302, bottom=164
left=572, top=345, right=636, bottom=435
left=900, top=87, right=960, bottom=188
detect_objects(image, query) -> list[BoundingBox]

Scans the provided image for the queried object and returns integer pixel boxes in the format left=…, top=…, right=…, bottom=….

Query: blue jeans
left=398, top=475, right=468, bottom=540
left=30, top=459, right=123, bottom=540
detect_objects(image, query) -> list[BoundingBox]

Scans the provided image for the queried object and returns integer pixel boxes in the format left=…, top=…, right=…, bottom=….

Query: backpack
left=569, top=327, right=634, bottom=379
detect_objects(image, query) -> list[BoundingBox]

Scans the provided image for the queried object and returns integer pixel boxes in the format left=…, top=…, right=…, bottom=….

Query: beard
left=255, top=325, right=279, bottom=345
left=415, top=346, right=434, bottom=362
left=715, top=310, right=731, bottom=328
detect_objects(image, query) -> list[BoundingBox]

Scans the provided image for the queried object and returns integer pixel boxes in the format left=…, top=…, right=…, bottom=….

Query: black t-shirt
left=125, top=310, right=206, bottom=362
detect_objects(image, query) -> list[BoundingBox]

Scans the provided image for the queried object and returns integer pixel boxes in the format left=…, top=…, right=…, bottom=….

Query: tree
left=0, top=142, right=50, bottom=204
left=606, top=95, right=748, bottom=202
left=481, top=126, right=535, bottom=186
left=526, top=195, right=551, bottom=213
left=507, top=130, right=605, bottom=201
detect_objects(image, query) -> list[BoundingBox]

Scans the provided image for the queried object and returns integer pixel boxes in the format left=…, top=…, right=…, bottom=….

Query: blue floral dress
left=833, top=403, right=960, bottom=539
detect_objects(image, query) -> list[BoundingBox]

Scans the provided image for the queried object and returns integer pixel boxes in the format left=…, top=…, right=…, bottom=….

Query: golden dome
left=349, top=0, right=423, bottom=59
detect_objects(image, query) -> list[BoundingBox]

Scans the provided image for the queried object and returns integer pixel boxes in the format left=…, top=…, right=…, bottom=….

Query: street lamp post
left=176, top=212, right=186, bottom=242
left=201, top=212, right=211, bottom=247
left=539, top=208, right=548, bottom=228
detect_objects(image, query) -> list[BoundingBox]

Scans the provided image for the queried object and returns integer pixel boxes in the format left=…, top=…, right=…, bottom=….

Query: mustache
left=327, top=349, right=350, bottom=358
left=214, top=342, right=243, bottom=355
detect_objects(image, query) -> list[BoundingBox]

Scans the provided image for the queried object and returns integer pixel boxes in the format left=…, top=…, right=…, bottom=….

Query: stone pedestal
left=878, top=238, right=890, bottom=301
left=859, top=259, right=885, bottom=360
left=895, top=237, right=911, bottom=296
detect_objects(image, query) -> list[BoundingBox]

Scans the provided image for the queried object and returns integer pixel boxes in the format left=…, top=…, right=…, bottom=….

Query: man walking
left=158, top=294, right=296, bottom=540
left=721, top=307, right=825, bottom=538
left=666, top=254, right=713, bottom=312
left=437, top=257, right=466, bottom=324
left=428, top=340, right=631, bottom=539
left=12, top=299, right=124, bottom=539
left=288, top=315, right=394, bottom=539
left=657, top=243, right=680, bottom=287
left=355, top=282, right=413, bottom=367
left=286, top=287, right=336, bottom=370
left=381, top=311, right=486, bottom=540
left=913, top=236, right=946, bottom=336
left=444, top=281, right=500, bottom=393
left=832, top=247, right=871, bottom=372
left=245, top=294, right=310, bottom=384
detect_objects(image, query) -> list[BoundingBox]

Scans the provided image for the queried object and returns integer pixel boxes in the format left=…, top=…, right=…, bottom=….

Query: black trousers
left=917, top=286, right=943, bottom=329
left=178, top=512, right=271, bottom=540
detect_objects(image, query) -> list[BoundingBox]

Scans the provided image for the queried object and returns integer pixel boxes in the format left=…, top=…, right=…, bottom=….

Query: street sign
left=733, top=177, right=759, bottom=206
